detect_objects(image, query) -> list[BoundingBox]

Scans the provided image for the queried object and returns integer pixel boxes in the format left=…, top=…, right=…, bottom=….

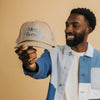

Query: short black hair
left=71, top=8, right=96, bottom=31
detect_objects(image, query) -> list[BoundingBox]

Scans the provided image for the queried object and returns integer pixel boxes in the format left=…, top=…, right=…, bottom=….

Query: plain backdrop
left=0, top=0, right=100, bottom=100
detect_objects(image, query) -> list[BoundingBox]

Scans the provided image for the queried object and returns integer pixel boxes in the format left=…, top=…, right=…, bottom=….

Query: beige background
left=0, top=0, right=100, bottom=100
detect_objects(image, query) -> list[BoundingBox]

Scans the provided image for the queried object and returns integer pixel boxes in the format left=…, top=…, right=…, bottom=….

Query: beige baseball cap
left=15, top=20, right=56, bottom=50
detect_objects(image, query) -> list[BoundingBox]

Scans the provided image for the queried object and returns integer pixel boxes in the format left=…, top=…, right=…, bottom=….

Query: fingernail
left=23, top=47, right=28, bottom=50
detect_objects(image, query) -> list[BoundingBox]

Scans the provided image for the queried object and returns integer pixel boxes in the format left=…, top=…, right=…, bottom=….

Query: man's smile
left=67, top=34, right=75, bottom=40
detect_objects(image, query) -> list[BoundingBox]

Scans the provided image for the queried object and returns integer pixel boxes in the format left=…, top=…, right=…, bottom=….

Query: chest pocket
left=91, top=68, right=100, bottom=90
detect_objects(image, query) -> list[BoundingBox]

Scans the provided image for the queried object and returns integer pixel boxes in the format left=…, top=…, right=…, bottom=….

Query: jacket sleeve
left=22, top=49, right=52, bottom=79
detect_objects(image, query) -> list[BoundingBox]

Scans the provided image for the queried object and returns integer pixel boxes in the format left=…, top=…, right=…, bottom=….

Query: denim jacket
left=23, top=43, right=100, bottom=100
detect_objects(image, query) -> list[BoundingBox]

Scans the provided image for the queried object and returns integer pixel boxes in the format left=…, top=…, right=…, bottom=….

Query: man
left=15, top=8, right=100, bottom=100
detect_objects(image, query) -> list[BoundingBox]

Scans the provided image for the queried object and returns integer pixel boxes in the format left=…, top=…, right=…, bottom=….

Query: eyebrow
left=65, top=21, right=81, bottom=25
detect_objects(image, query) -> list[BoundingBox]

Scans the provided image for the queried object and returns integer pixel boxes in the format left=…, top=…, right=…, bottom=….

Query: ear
left=87, top=27, right=92, bottom=34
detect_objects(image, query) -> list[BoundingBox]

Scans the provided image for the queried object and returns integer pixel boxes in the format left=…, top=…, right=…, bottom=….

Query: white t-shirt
left=63, top=50, right=85, bottom=100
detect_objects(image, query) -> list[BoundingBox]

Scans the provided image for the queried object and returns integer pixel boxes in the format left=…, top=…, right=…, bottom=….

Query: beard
left=65, top=31, right=85, bottom=47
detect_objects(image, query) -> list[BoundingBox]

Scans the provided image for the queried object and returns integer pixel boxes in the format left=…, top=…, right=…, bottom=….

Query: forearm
left=23, top=49, right=52, bottom=79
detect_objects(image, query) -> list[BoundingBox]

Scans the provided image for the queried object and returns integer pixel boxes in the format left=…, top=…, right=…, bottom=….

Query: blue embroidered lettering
left=24, top=27, right=45, bottom=40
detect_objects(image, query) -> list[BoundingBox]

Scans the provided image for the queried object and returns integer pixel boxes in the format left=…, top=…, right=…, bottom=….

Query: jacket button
left=81, top=73, right=85, bottom=76
left=80, top=91, right=84, bottom=93
left=82, top=58, right=85, bottom=60
left=59, top=83, right=63, bottom=86
left=64, top=66, right=67, bottom=69
left=69, top=52, right=72, bottom=56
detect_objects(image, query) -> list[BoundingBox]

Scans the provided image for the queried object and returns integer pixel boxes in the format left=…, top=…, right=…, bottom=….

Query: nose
left=65, top=25, right=73, bottom=33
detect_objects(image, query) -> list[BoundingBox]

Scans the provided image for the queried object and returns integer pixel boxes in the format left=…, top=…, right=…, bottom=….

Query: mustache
left=65, top=32, right=75, bottom=36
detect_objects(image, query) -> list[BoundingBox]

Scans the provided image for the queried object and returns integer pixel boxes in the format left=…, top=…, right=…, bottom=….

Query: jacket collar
left=65, top=42, right=94, bottom=57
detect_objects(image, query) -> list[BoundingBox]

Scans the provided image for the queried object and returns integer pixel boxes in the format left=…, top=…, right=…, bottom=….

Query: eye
left=73, top=23, right=80, bottom=28
left=73, top=24, right=77, bottom=28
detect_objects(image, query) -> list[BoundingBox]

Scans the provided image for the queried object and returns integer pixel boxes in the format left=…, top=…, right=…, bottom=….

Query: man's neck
left=71, top=42, right=88, bottom=52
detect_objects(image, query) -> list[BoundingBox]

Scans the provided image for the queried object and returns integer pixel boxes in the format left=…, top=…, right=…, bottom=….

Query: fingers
left=15, top=45, right=27, bottom=55
left=19, top=51, right=37, bottom=62
left=15, top=45, right=37, bottom=56
left=28, top=46, right=37, bottom=51
left=15, top=45, right=38, bottom=66
left=25, top=57, right=38, bottom=65
left=19, top=48, right=37, bottom=60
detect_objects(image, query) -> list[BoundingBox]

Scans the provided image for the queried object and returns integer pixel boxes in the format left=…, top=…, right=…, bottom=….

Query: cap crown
left=16, top=20, right=56, bottom=49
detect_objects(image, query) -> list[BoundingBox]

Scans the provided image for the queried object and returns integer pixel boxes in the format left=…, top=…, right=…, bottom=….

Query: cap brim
left=14, top=41, right=54, bottom=50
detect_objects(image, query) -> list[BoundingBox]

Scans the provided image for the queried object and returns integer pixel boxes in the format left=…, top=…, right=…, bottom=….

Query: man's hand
left=15, top=45, right=38, bottom=71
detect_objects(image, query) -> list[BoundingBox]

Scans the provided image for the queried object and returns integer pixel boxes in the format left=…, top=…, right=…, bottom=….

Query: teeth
left=68, top=36, right=74, bottom=38
left=67, top=35, right=74, bottom=40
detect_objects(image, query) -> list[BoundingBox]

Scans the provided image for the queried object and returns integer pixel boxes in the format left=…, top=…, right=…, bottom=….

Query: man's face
left=65, top=13, right=89, bottom=47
